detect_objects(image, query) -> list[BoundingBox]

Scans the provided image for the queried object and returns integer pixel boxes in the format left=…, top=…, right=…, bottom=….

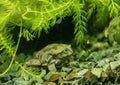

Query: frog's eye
left=63, top=48, right=68, bottom=53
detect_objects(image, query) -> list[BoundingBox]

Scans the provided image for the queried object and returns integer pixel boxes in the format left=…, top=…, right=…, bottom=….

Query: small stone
left=43, top=82, right=56, bottom=85
left=114, top=53, right=120, bottom=60
left=76, top=69, right=89, bottom=78
left=110, top=60, right=120, bottom=70
left=49, top=73, right=61, bottom=81
left=91, top=68, right=103, bottom=78
left=66, top=72, right=77, bottom=80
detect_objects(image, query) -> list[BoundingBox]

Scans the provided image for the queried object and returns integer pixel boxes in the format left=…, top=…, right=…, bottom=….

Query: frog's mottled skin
left=26, top=43, right=73, bottom=67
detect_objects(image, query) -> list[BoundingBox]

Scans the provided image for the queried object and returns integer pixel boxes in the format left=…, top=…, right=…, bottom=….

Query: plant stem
left=0, top=21, right=22, bottom=77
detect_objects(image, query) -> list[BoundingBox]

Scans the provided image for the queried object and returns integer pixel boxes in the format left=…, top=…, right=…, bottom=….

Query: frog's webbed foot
left=48, top=64, right=57, bottom=72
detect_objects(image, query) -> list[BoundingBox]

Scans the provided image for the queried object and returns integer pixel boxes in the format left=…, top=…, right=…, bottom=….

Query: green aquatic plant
left=0, top=0, right=87, bottom=77
left=0, top=0, right=120, bottom=77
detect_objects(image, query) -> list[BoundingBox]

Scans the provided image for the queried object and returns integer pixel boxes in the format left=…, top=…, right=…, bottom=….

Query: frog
left=25, top=43, right=73, bottom=71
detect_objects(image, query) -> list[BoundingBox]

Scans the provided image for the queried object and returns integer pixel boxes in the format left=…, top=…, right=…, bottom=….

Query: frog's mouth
left=57, top=51, right=73, bottom=59
left=57, top=50, right=73, bottom=59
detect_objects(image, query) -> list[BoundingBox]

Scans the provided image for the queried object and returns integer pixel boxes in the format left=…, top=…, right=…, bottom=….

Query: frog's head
left=57, top=44, right=73, bottom=58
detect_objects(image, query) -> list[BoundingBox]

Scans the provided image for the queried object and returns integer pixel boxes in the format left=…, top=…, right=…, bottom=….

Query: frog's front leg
left=41, top=54, right=58, bottom=72
left=48, top=64, right=57, bottom=72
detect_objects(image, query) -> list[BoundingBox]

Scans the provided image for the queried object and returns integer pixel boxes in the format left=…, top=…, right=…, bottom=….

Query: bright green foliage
left=108, top=0, right=120, bottom=18
left=0, top=0, right=88, bottom=48
left=72, top=1, right=87, bottom=45
left=106, top=16, right=120, bottom=44
left=0, top=0, right=16, bottom=55
left=21, top=0, right=74, bottom=37
left=0, top=27, right=15, bottom=55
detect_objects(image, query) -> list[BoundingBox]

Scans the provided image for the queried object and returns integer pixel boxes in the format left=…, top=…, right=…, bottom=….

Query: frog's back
left=35, top=43, right=71, bottom=58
